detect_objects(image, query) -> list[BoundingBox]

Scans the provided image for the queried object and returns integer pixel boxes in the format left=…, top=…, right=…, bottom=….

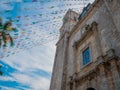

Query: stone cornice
left=57, top=0, right=103, bottom=46
left=73, top=21, right=97, bottom=49
left=68, top=48, right=119, bottom=84
left=56, top=31, right=70, bottom=46
left=69, top=0, right=102, bottom=39
left=73, top=27, right=93, bottom=49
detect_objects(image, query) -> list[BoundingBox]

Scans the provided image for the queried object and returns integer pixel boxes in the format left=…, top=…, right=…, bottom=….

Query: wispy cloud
left=0, top=0, right=95, bottom=90
left=12, top=73, right=50, bottom=90
left=3, top=41, right=56, bottom=72
left=1, top=41, right=56, bottom=90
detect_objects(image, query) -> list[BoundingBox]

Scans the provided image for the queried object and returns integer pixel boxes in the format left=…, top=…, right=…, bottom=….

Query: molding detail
left=73, top=21, right=98, bottom=48
left=69, top=48, right=119, bottom=85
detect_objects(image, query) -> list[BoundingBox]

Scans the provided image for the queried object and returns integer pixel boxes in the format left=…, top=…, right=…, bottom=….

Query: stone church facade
left=50, top=0, right=120, bottom=90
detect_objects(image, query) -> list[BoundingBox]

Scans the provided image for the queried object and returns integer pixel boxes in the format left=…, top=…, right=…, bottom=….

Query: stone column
left=73, top=44, right=80, bottom=74
left=92, top=22, right=102, bottom=57
left=99, top=64, right=108, bottom=90
left=70, top=80, right=73, bottom=90
left=95, top=72, right=101, bottom=90
left=61, top=32, right=69, bottom=90
left=68, top=75, right=77, bottom=90
left=96, top=71, right=102, bottom=90
left=116, top=60, right=120, bottom=77
left=110, top=60, right=120, bottom=90
left=73, top=73, right=77, bottom=90
left=104, top=62, right=115, bottom=90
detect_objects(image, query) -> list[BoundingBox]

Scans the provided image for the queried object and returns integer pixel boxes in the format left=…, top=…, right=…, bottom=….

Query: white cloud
left=0, top=76, right=14, bottom=81
left=11, top=72, right=50, bottom=90
left=1, top=41, right=56, bottom=90
left=0, top=86, right=18, bottom=90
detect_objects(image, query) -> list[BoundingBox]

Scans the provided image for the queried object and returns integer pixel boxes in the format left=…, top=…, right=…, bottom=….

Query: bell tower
left=50, top=9, right=78, bottom=90
left=60, top=9, right=79, bottom=37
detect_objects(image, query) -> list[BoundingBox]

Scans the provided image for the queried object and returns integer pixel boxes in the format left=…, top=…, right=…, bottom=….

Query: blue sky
left=0, top=42, right=56, bottom=90
left=0, top=0, right=94, bottom=90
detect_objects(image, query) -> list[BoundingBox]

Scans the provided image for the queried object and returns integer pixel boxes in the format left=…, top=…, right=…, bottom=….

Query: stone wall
left=74, top=50, right=120, bottom=90
left=66, top=0, right=120, bottom=90
left=50, top=37, right=64, bottom=90
left=50, top=0, right=120, bottom=90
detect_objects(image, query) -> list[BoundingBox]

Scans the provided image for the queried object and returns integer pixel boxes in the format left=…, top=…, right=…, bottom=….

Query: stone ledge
left=69, top=49, right=119, bottom=84
left=73, top=21, right=97, bottom=49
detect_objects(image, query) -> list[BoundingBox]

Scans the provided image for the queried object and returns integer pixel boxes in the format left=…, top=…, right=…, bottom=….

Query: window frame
left=82, top=47, right=91, bottom=65
left=80, top=43, right=93, bottom=68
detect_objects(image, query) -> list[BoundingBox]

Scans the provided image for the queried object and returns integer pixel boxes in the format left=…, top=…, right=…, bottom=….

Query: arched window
left=86, top=87, right=95, bottom=90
